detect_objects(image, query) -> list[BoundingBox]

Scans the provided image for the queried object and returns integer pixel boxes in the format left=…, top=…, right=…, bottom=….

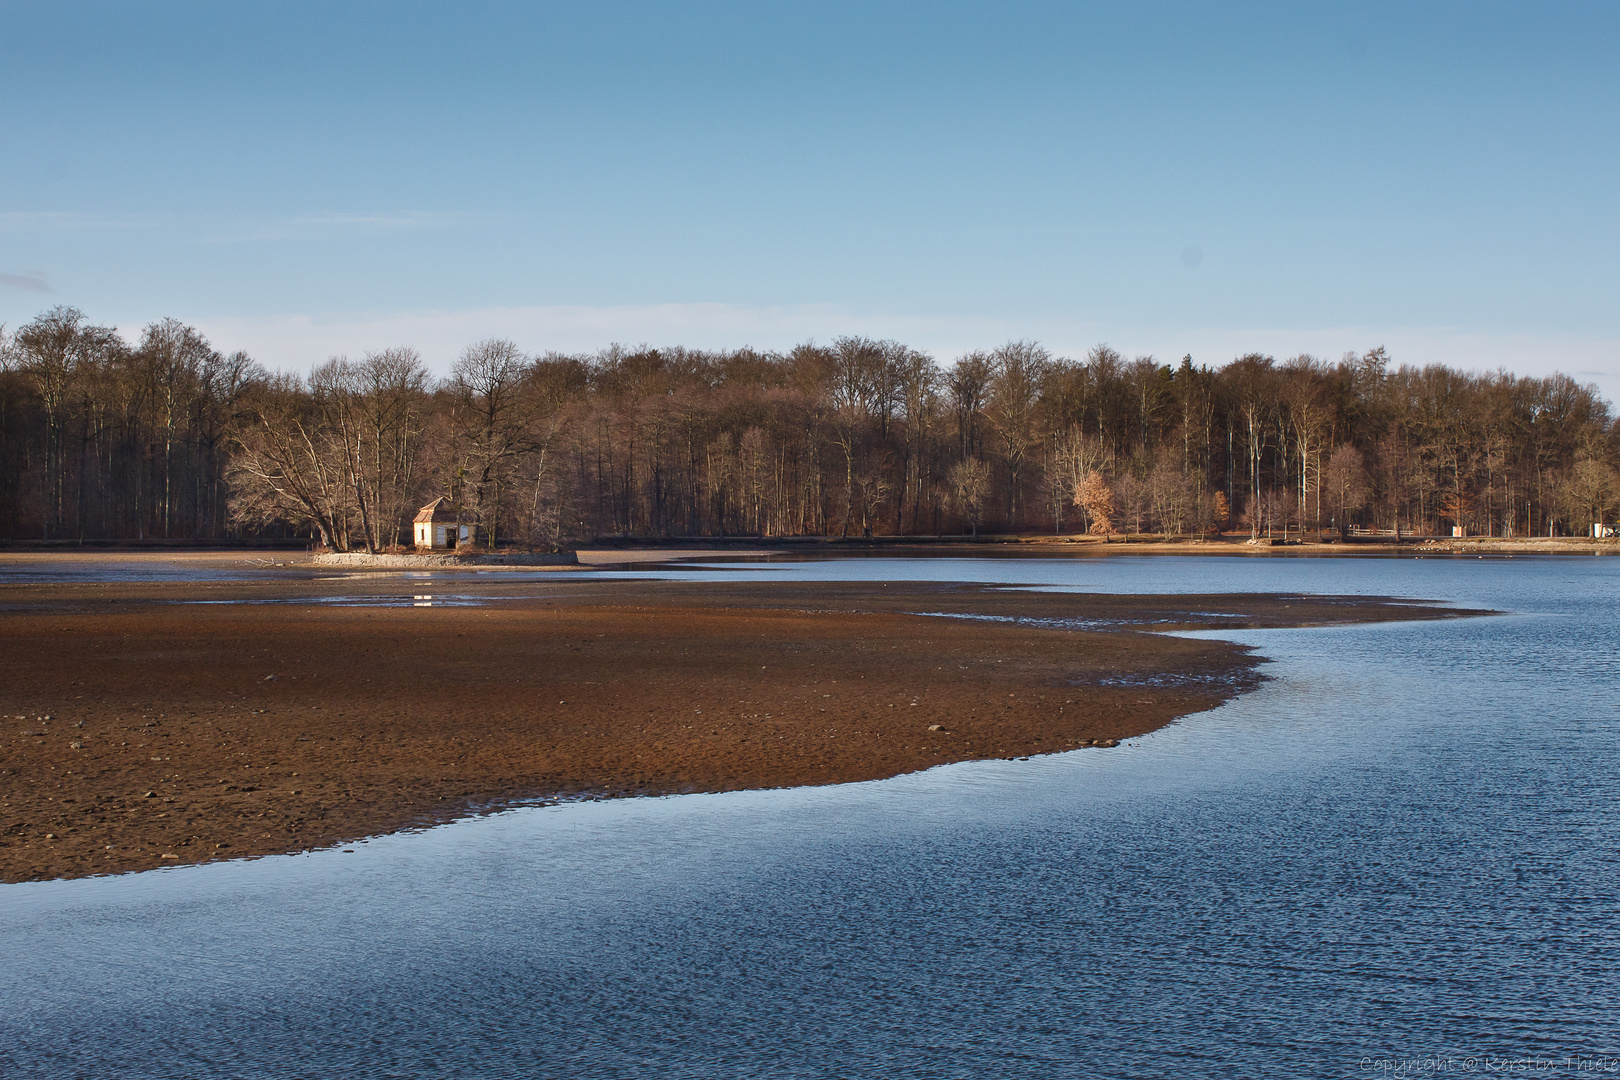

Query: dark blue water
left=4, top=557, right=1619, bottom=1078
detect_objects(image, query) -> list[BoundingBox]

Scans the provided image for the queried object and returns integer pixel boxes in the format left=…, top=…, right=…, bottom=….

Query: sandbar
left=0, top=566, right=1479, bottom=882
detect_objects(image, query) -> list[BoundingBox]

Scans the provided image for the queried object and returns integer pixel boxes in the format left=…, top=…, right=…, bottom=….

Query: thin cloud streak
left=0, top=211, right=152, bottom=231
left=0, top=210, right=457, bottom=240
left=0, top=272, right=50, bottom=293
left=196, top=211, right=463, bottom=244
left=289, top=212, right=457, bottom=227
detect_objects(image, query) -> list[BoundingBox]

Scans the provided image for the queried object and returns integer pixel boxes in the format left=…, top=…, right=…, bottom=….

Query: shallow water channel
left=3, top=555, right=1619, bottom=1077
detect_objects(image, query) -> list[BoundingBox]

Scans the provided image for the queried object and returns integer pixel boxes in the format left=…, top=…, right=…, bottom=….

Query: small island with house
left=310, top=498, right=577, bottom=568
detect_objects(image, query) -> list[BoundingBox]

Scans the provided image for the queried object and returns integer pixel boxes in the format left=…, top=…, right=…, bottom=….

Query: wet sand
left=0, top=569, right=1478, bottom=882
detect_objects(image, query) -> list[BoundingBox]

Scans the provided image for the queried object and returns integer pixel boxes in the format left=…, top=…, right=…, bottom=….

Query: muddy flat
left=0, top=565, right=1478, bottom=882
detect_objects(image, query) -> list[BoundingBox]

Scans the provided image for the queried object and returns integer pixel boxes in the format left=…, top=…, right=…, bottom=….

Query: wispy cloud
left=195, top=210, right=460, bottom=244
left=0, top=210, right=457, bottom=241
left=0, top=272, right=50, bottom=293
left=289, top=212, right=455, bottom=228
left=0, top=211, right=151, bottom=231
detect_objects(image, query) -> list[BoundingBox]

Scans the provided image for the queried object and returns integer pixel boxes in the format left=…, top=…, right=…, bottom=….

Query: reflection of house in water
left=413, top=497, right=469, bottom=550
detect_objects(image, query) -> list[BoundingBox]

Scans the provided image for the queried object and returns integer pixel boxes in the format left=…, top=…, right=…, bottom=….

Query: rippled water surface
left=4, top=556, right=1619, bottom=1077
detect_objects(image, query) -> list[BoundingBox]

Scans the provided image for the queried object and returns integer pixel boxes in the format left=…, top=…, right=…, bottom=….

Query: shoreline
left=0, top=572, right=1483, bottom=884
left=309, top=551, right=580, bottom=568
left=2, top=534, right=1614, bottom=562
left=586, top=534, right=1620, bottom=557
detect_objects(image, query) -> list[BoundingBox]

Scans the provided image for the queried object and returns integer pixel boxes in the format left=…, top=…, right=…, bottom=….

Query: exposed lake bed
left=3, top=551, right=1616, bottom=1076
left=0, top=552, right=1473, bottom=882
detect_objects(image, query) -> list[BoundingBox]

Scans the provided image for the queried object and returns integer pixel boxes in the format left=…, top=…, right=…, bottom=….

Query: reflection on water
left=182, top=593, right=495, bottom=608
left=3, top=557, right=1619, bottom=1077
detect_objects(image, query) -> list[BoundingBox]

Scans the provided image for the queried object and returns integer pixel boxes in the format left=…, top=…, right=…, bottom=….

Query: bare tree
left=704, top=432, right=735, bottom=534
left=1085, top=345, right=1125, bottom=454
left=893, top=347, right=939, bottom=532
left=1281, top=354, right=1328, bottom=525
left=4, top=302, right=1617, bottom=548
left=357, top=348, right=430, bottom=548
left=448, top=339, right=532, bottom=547
left=1125, top=355, right=1170, bottom=453
left=827, top=336, right=887, bottom=536
left=1149, top=453, right=1196, bottom=537
left=518, top=354, right=586, bottom=546
left=1114, top=467, right=1148, bottom=538
left=948, top=352, right=993, bottom=460
left=230, top=373, right=356, bottom=550
left=1322, top=444, right=1369, bottom=531
left=1225, top=354, right=1277, bottom=538
left=1565, top=454, right=1619, bottom=533
left=986, top=341, right=1050, bottom=526
left=948, top=457, right=991, bottom=538
left=1050, top=425, right=1105, bottom=532
left=193, top=349, right=263, bottom=537
left=136, top=318, right=216, bottom=537
left=14, top=308, right=122, bottom=539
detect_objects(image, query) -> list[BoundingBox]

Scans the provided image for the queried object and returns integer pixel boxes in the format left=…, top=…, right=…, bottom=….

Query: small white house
left=413, top=497, right=469, bottom=549
left=1594, top=523, right=1617, bottom=539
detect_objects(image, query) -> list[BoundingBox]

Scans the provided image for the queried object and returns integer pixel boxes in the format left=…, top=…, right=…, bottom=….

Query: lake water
left=3, top=555, right=1619, bottom=1078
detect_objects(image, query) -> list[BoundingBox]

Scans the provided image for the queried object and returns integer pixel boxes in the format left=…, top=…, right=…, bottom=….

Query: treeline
left=2, top=305, right=1617, bottom=548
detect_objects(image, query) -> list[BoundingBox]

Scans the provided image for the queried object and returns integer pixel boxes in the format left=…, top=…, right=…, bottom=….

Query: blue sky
left=2, top=1, right=1618, bottom=396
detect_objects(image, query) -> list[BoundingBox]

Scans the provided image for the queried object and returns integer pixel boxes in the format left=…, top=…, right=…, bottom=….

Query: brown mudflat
left=0, top=572, right=1477, bottom=882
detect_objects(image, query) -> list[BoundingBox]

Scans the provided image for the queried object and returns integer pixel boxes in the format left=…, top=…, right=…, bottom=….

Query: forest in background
left=2, top=306, right=1618, bottom=550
